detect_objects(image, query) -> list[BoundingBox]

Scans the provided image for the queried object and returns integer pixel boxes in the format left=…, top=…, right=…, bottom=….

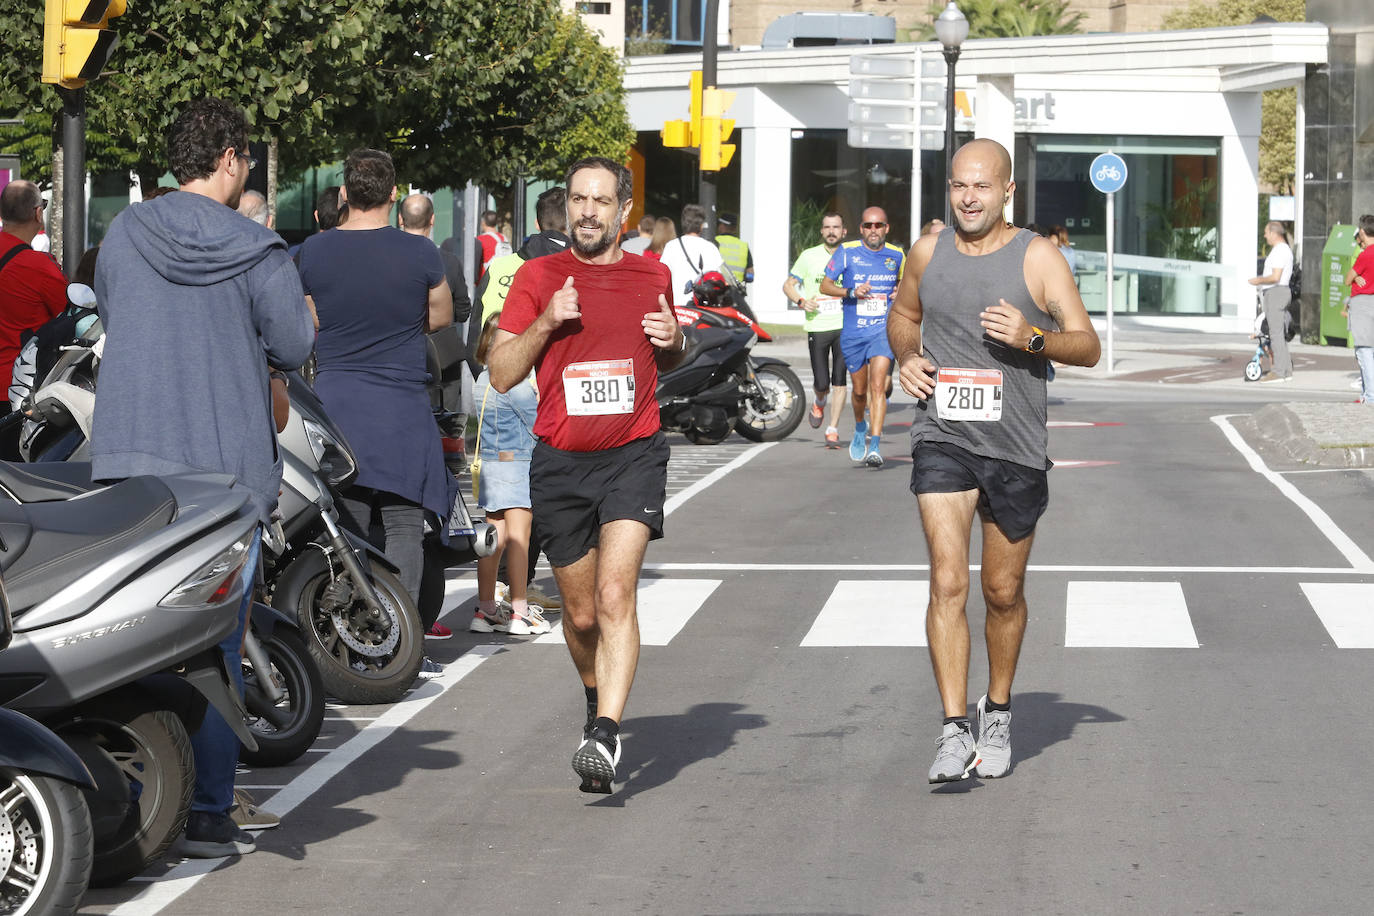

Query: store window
left=1028, top=135, right=1220, bottom=315
left=788, top=129, right=916, bottom=264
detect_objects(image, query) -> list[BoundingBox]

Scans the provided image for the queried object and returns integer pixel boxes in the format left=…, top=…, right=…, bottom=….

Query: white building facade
left=624, top=23, right=1328, bottom=332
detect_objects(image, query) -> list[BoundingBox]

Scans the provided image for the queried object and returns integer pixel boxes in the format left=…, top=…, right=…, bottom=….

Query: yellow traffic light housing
left=687, top=70, right=703, bottom=147
left=661, top=120, right=691, bottom=148
left=43, top=0, right=127, bottom=89
left=699, top=87, right=736, bottom=172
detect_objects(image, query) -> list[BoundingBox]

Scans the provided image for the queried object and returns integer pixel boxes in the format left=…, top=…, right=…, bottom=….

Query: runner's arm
left=783, top=275, right=816, bottom=313
left=889, top=236, right=937, bottom=399
left=1003, top=237, right=1100, bottom=367
left=487, top=326, right=548, bottom=393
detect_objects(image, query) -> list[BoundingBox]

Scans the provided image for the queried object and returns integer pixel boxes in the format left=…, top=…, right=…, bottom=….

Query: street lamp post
left=934, top=1, right=968, bottom=226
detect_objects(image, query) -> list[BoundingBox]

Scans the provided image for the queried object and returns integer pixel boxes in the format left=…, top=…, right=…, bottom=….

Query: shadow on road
left=591, top=702, right=767, bottom=807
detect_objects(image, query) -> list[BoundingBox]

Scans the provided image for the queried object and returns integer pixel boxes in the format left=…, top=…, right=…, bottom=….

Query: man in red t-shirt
left=0, top=180, right=68, bottom=391
left=475, top=210, right=508, bottom=278
left=489, top=156, right=684, bottom=794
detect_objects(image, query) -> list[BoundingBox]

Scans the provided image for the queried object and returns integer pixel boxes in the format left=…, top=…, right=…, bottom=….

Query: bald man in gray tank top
left=888, top=139, right=1101, bottom=783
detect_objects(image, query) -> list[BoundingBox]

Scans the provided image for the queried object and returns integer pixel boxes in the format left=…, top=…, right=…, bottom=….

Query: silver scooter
left=0, top=576, right=96, bottom=915
left=266, top=373, right=495, bottom=705
left=0, top=466, right=259, bottom=887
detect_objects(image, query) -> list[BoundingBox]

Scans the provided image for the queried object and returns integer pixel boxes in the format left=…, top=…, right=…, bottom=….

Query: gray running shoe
left=974, top=695, right=1012, bottom=778
left=928, top=721, right=978, bottom=783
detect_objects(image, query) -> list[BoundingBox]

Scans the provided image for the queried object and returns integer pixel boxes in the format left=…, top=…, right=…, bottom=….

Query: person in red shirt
left=489, top=156, right=685, bottom=794
left=1342, top=214, right=1374, bottom=403
left=475, top=210, right=508, bottom=278
left=0, top=180, right=68, bottom=393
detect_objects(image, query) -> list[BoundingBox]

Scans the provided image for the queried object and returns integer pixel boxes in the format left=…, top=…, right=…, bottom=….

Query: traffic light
left=699, top=87, right=736, bottom=172
left=43, top=0, right=127, bottom=90
left=661, top=71, right=705, bottom=150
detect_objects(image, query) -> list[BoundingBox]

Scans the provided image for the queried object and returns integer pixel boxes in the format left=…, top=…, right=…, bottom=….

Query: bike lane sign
left=1090, top=153, right=1128, bottom=194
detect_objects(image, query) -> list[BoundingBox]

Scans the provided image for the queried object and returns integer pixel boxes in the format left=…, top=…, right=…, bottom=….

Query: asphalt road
left=83, top=376, right=1374, bottom=916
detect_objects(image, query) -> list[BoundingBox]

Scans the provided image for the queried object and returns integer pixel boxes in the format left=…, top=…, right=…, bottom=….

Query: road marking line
left=534, top=579, right=721, bottom=646
left=108, top=644, right=503, bottom=915
left=325, top=716, right=378, bottom=722
left=1065, top=581, right=1198, bottom=648
left=800, top=581, right=929, bottom=646
left=642, top=562, right=1371, bottom=575
left=1300, top=582, right=1374, bottom=647
left=233, top=785, right=287, bottom=791
left=1212, top=414, right=1374, bottom=572
left=664, top=443, right=775, bottom=517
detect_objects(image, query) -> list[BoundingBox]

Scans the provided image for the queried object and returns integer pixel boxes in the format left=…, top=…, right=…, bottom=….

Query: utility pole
left=59, top=87, right=85, bottom=276
left=700, top=0, right=719, bottom=241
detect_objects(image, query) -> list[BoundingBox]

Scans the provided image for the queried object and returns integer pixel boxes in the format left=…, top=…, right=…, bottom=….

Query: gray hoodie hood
left=122, top=190, right=285, bottom=286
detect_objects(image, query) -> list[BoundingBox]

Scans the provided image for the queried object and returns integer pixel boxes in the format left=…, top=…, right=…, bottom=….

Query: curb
left=1250, top=403, right=1374, bottom=468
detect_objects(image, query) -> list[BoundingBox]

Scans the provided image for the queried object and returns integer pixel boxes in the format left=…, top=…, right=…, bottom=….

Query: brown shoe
left=230, top=788, right=281, bottom=831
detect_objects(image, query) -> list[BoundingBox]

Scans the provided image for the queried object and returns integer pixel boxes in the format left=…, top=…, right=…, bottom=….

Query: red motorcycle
left=671, top=271, right=772, bottom=341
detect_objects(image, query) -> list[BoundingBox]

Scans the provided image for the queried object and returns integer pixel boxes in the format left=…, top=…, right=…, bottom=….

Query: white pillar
left=1221, top=93, right=1263, bottom=333
left=1295, top=80, right=1305, bottom=263
left=975, top=76, right=1016, bottom=221
left=741, top=123, right=793, bottom=322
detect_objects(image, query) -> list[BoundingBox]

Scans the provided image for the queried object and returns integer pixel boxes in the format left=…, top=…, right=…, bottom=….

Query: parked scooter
left=661, top=275, right=806, bottom=445
left=0, top=578, right=95, bottom=916
left=268, top=372, right=495, bottom=705
left=672, top=269, right=773, bottom=341
left=0, top=464, right=260, bottom=886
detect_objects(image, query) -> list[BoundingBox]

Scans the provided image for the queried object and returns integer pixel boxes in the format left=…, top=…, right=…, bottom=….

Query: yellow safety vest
left=480, top=251, right=525, bottom=322
left=716, top=234, right=750, bottom=277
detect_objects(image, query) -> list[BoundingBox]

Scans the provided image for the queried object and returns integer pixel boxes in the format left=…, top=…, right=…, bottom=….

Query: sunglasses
left=236, top=151, right=259, bottom=171
left=861, top=222, right=887, bottom=229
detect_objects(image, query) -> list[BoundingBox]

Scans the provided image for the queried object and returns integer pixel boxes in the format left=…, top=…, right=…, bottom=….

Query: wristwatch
left=1024, top=327, right=1046, bottom=354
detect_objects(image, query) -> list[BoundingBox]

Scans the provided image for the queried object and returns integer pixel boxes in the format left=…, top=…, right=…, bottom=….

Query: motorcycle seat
left=681, top=327, right=739, bottom=365
left=0, top=475, right=177, bottom=615
left=0, top=460, right=96, bottom=503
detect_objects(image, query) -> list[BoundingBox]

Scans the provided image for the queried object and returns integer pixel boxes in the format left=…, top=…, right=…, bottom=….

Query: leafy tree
left=1162, top=0, right=1306, bottom=194
left=0, top=0, right=632, bottom=193
left=917, top=0, right=1084, bottom=40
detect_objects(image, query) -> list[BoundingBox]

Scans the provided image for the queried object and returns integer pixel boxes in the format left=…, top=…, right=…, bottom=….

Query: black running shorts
left=909, top=440, right=1048, bottom=541
left=530, top=432, right=670, bottom=568
left=806, top=329, right=846, bottom=392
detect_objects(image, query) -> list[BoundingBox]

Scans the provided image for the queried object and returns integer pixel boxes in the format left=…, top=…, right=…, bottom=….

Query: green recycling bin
left=1320, top=224, right=1363, bottom=345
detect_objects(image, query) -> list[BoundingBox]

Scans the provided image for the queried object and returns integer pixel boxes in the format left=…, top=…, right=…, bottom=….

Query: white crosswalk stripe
left=1064, top=581, right=1198, bottom=648
left=532, top=578, right=722, bottom=646
left=1300, top=582, right=1374, bottom=648
left=800, top=580, right=929, bottom=646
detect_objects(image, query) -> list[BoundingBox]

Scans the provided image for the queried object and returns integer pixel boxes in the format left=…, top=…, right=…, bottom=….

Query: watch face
left=1029, top=334, right=1045, bottom=353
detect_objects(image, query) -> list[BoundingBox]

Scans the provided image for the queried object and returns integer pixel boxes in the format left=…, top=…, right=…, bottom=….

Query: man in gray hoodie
left=93, top=98, right=315, bottom=858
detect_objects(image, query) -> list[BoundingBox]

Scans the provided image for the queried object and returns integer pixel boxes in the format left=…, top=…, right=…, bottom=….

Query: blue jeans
left=190, top=528, right=261, bottom=815
left=1357, top=346, right=1374, bottom=402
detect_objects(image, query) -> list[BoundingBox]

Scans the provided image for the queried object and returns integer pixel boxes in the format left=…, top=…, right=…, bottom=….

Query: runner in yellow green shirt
left=784, top=210, right=848, bottom=448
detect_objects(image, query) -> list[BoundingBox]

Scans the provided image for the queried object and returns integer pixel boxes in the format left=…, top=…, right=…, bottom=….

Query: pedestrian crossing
left=443, top=577, right=1374, bottom=650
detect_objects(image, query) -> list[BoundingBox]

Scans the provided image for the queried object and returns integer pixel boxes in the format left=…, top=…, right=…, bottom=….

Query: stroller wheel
left=1244, top=359, right=1264, bottom=382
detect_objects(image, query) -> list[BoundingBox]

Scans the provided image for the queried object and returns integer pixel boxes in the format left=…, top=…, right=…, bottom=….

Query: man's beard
left=570, top=219, right=619, bottom=258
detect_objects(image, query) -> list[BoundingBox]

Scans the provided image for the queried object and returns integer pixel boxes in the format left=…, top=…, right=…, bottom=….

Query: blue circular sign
left=1090, top=153, right=1128, bottom=194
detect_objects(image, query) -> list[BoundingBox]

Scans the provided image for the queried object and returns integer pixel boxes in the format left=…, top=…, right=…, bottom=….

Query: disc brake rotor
left=329, top=596, right=400, bottom=658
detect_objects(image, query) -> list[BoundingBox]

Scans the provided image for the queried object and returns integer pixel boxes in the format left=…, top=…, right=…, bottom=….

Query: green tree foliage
left=0, top=0, right=632, bottom=190
left=1162, top=0, right=1306, bottom=193
left=917, top=0, right=1084, bottom=40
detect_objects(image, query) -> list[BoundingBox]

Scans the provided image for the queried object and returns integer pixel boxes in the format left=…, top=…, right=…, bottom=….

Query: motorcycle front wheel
left=56, top=696, right=194, bottom=887
left=280, top=555, right=424, bottom=706
left=240, top=626, right=325, bottom=767
left=0, top=769, right=92, bottom=915
left=735, top=363, right=806, bottom=442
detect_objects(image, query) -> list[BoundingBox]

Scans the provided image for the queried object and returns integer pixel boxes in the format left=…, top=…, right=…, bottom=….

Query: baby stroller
left=1243, top=309, right=1294, bottom=382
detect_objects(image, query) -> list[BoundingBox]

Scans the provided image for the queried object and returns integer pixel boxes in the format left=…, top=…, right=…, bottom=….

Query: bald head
left=952, top=139, right=1012, bottom=184
left=400, top=193, right=434, bottom=233
left=237, top=189, right=269, bottom=225
left=0, top=180, right=44, bottom=228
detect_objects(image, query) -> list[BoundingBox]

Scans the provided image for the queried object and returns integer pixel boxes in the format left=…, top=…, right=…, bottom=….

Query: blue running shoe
left=848, top=421, right=869, bottom=461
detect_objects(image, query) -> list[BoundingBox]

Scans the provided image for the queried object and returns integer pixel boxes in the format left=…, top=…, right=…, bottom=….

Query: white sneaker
left=468, top=605, right=512, bottom=633
left=507, top=606, right=552, bottom=635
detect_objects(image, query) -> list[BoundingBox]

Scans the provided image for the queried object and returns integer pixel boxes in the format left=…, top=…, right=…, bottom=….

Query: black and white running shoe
left=572, top=732, right=621, bottom=794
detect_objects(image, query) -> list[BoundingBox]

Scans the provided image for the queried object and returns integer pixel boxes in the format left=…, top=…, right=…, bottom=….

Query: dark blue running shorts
left=909, top=439, right=1048, bottom=541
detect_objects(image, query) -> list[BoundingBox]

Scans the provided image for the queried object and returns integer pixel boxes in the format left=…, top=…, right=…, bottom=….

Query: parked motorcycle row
left=0, top=288, right=497, bottom=914
left=0, top=270, right=803, bottom=914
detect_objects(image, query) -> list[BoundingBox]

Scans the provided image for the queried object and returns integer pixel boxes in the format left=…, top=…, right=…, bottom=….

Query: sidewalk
left=760, top=316, right=1374, bottom=467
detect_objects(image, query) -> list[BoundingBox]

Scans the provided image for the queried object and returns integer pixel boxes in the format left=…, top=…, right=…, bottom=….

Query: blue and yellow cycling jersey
left=823, top=241, right=905, bottom=337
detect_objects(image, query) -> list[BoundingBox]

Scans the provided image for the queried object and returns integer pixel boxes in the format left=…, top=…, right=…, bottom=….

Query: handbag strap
left=473, top=380, right=492, bottom=457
